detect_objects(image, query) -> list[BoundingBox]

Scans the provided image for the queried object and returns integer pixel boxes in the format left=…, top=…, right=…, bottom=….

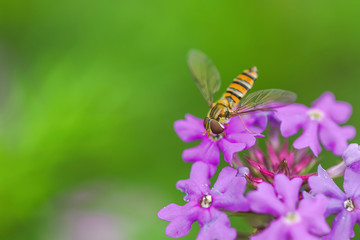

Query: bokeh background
left=0, top=0, right=359, bottom=239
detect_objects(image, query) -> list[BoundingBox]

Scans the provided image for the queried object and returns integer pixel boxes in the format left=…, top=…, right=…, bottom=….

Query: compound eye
left=210, top=120, right=224, bottom=134
left=203, top=117, right=210, bottom=129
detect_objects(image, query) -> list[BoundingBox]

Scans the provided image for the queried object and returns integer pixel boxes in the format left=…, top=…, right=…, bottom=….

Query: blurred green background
left=0, top=0, right=359, bottom=239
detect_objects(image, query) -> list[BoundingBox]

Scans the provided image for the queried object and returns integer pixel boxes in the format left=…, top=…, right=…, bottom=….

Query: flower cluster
left=158, top=91, right=358, bottom=240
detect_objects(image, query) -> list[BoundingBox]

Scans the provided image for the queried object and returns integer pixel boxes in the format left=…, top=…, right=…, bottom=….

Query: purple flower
left=276, top=92, right=355, bottom=157
left=157, top=162, right=249, bottom=240
left=247, top=174, right=330, bottom=240
left=308, top=164, right=360, bottom=240
left=174, top=114, right=263, bottom=174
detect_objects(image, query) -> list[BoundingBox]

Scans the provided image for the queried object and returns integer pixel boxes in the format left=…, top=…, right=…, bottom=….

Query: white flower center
left=344, top=198, right=356, bottom=211
left=283, top=212, right=301, bottom=224
left=200, top=194, right=212, bottom=208
left=307, top=109, right=324, bottom=121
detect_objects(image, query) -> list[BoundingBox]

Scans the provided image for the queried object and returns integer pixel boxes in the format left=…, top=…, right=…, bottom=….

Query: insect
left=187, top=49, right=297, bottom=135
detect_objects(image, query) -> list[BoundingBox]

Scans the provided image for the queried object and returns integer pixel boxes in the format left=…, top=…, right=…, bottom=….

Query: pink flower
left=244, top=142, right=316, bottom=185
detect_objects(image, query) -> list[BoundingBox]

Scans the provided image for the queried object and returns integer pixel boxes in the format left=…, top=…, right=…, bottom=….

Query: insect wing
left=231, top=89, right=297, bottom=115
left=187, top=49, right=221, bottom=108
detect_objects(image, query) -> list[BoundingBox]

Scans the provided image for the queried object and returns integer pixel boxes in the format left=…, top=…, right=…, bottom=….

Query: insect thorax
left=208, top=101, right=231, bottom=123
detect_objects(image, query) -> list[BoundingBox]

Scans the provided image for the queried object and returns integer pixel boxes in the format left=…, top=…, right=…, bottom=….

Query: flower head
left=174, top=114, right=264, bottom=175
left=158, top=162, right=249, bottom=240
left=247, top=174, right=330, bottom=240
left=276, top=92, right=356, bottom=156
left=308, top=164, right=360, bottom=240
left=244, top=142, right=316, bottom=185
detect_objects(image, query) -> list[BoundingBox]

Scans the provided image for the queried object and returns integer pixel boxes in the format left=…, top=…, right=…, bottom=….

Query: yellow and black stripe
left=223, top=66, right=258, bottom=106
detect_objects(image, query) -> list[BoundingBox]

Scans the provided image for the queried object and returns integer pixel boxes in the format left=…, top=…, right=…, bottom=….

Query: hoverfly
left=187, top=49, right=297, bottom=135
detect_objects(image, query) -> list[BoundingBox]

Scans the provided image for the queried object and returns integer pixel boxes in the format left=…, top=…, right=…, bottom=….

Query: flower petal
left=176, top=162, right=211, bottom=201
left=322, top=210, right=356, bottom=240
left=212, top=167, right=238, bottom=192
left=225, top=116, right=245, bottom=134
left=292, top=154, right=314, bottom=175
left=248, top=145, right=266, bottom=165
left=302, top=191, right=313, bottom=200
left=274, top=175, right=302, bottom=211
left=343, top=143, right=360, bottom=172
left=267, top=142, right=280, bottom=171
left=293, top=120, right=321, bottom=157
left=289, top=225, right=320, bottom=240
left=308, top=165, right=345, bottom=200
left=165, top=218, right=194, bottom=238
left=311, top=92, right=334, bottom=112
left=158, top=203, right=184, bottom=221
left=189, top=162, right=212, bottom=189
left=325, top=197, right=344, bottom=217
left=319, top=118, right=355, bottom=156
left=174, top=114, right=205, bottom=142
left=247, top=182, right=286, bottom=216
left=228, top=132, right=258, bottom=149
left=312, top=92, right=353, bottom=124
left=182, top=139, right=220, bottom=167
left=197, top=209, right=237, bottom=240
left=158, top=202, right=199, bottom=238
left=211, top=167, right=249, bottom=212
left=276, top=104, right=308, bottom=137
left=344, top=168, right=360, bottom=199
left=297, top=194, right=330, bottom=235
left=241, top=112, right=269, bottom=133
left=329, top=101, right=353, bottom=124
left=250, top=219, right=288, bottom=240
left=218, top=139, right=246, bottom=165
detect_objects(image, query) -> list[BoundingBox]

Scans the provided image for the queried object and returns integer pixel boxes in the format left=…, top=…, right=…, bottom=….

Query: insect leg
left=238, top=115, right=256, bottom=134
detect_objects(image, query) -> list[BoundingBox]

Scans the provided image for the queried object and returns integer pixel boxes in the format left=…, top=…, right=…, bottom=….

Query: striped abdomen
left=222, top=66, right=258, bottom=107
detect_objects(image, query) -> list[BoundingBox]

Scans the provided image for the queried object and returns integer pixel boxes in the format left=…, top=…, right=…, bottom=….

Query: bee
left=187, top=49, right=297, bottom=135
